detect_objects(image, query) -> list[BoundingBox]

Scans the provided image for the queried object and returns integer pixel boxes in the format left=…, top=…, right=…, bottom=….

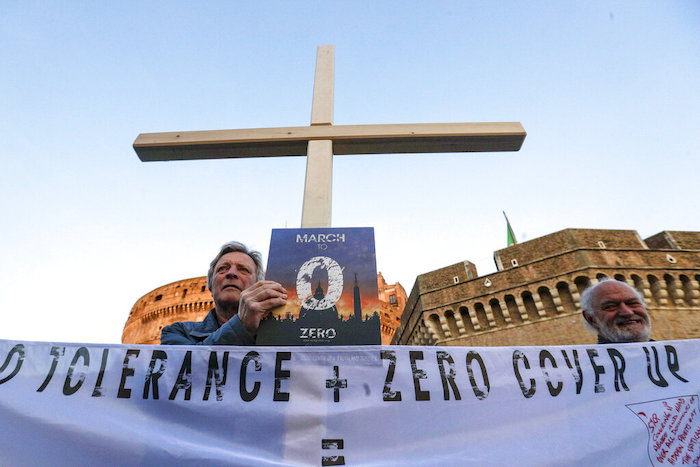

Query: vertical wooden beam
left=302, top=45, right=335, bottom=227
left=301, top=140, right=333, bottom=227
left=310, top=45, right=334, bottom=126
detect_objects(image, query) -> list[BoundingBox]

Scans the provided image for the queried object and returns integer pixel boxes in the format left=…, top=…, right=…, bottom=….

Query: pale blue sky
left=1, top=2, right=698, bottom=343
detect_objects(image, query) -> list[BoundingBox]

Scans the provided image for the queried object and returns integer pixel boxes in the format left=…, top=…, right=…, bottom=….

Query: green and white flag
left=504, top=211, right=517, bottom=246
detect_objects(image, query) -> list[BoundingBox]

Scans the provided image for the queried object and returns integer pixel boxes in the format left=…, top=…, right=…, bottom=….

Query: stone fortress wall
left=392, top=229, right=700, bottom=346
left=122, top=277, right=213, bottom=345
left=123, top=274, right=407, bottom=345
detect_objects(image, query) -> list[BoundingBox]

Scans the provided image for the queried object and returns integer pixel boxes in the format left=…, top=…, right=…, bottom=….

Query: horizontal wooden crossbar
left=133, top=122, right=526, bottom=161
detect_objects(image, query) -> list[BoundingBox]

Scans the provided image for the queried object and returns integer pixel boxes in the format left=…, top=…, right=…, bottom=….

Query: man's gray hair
left=580, top=277, right=646, bottom=331
left=207, top=241, right=264, bottom=290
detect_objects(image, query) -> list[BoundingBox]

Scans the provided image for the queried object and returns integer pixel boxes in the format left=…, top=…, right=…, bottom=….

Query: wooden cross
left=133, top=45, right=526, bottom=228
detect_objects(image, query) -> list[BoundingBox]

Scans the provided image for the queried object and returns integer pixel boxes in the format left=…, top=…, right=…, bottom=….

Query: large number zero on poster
left=296, top=256, right=344, bottom=309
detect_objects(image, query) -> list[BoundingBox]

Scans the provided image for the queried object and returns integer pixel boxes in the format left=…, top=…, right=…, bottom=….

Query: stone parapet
left=393, top=228, right=700, bottom=346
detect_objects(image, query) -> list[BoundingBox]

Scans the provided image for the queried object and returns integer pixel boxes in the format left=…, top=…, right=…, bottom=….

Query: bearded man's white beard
left=599, top=321, right=651, bottom=343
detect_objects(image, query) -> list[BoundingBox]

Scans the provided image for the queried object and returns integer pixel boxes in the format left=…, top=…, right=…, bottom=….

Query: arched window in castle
left=614, top=274, right=626, bottom=283
left=182, top=288, right=188, bottom=299
left=574, top=276, right=591, bottom=296
left=521, top=291, right=540, bottom=321
left=596, top=273, right=608, bottom=281
left=664, top=274, right=678, bottom=306
left=556, top=282, right=575, bottom=313
left=201, top=286, right=206, bottom=292
left=458, top=306, right=475, bottom=334
left=421, top=319, right=436, bottom=345
left=647, top=275, right=663, bottom=306
left=154, top=294, right=162, bottom=302
left=444, top=309, right=460, bottom=338
left=631, top=274, right=646, bottom=298
left=489, top=298, right=507, bottom=326
left=537, top=286, right=557, bottom=316
left=389, top=294, right=397, bottom=305
left=427, top=313, right=445, bottom=340
left=473, top=302, right=490, bottom=330
left=504, top=294, right=523, bottom=324
left=679, top=275, right=694, bottom=307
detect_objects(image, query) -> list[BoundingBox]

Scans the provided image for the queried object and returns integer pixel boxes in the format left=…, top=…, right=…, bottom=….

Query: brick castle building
left=122, top=272, right=407, bottom=345
left=377, top=272, right=407, bottom=344
left=392, top=229, right=700, bottom=346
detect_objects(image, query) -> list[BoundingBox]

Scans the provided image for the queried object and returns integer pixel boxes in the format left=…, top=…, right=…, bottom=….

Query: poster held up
left=257, top=227, right=381, bottom=346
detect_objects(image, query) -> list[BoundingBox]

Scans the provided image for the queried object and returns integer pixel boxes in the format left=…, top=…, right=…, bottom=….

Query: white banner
left=0, top=339, right=699, bottom=466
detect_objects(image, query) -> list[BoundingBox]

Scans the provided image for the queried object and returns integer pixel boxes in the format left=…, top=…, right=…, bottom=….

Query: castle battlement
left=392, top=229, right=700, bottom=346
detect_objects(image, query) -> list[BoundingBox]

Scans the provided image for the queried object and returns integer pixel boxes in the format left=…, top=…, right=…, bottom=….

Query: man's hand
left=237, top=281, right=288, bottom=337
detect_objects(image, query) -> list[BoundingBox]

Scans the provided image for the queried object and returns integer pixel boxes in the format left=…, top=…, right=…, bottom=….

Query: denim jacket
left=160, top=309, right=255, bottom=346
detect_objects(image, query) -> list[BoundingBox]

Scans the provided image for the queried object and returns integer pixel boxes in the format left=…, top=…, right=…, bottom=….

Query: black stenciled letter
left=561, top=349, right=583, bottom=394
left=143, top=350, right=168, bottom=400
left=380, top=350, right=401, bottom=402
left=204, top=351, right=229, bottom=402
left=0, top=344, right=25, bottom=385
left=665, top=345, right=689, bottom=383
left=91, top=348, right=109, bottom=397
left=586, top=348, right=606, bottom=393
left=437, top=351, right=461, bottom=401
left=643, top=346, right=668, bottom=387
left=37, top=346, right=65, bottom=392
left=466, top=351, right=490, bottom=400
left=274, top=352, right=291, bottom=402
left=539, top=350, right=562, bottom=397
left=409, top=350, right=430, bottom=401
left=240, top=351, right=261, bottom=402
left=606, top=348, right=629, bottom=392
left=118, top=349, right=140, bottom=399
left=512, top=350, right=535, bottom=398
left=169, top=351, right=192, bottom=400
left=63, top=347, right=89, bottom=396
